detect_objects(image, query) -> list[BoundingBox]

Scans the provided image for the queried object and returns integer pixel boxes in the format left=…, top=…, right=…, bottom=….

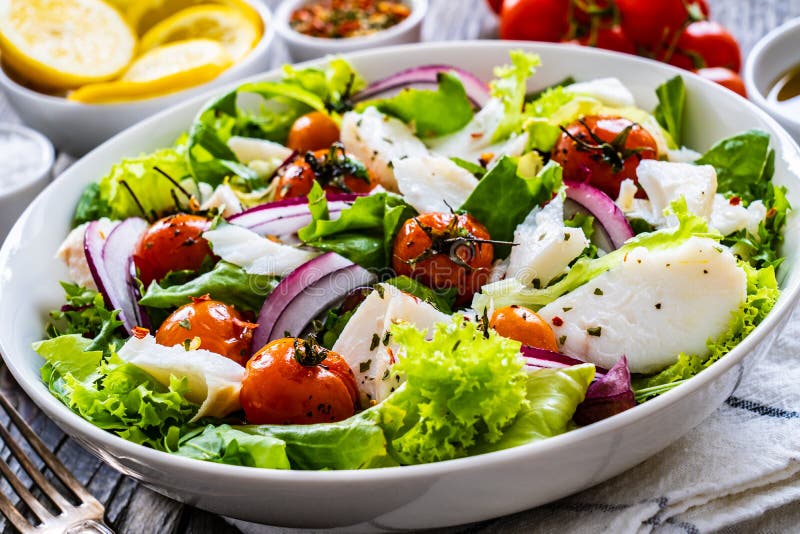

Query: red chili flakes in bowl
left=290, top=0, right=412, bottom=39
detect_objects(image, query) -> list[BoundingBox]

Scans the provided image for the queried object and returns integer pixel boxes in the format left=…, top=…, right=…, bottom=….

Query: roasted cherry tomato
left=133, top=214, right=213, bottom=288
left=499, top=0, right=570, bottom=42
left=616, top=0, right=707, bottom=50
left=697, top=67, right=747, bottom=98
left=240, top=337, right=359, bottom=425
left=286, top=111, right=341, bottom=153
left=669, top=21, right=741, bottom=72
left=489, top=305, right=558, bottom=352
left=570, top=25, right=636, bottom=55
left=155, top=296, right=257, bottom=366
left=392, top=212, right=494, bottom=305
left=273, top=143, right=377, bottom=201
left=551, top=115, right=658, bottom=199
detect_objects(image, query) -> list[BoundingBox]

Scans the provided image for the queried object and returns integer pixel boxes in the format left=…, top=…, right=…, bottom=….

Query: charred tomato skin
left=155, top=297, right=256, bottom=366
left=551, top=115, right=659, bottom=199
left=489, top=305, right=559, bottom=351
left=273, top=145, right=377, bottom=201
left=392, top=212, right=494, bottom=305
left=132, top=214, right=214, bottom=288
left=240, top=338, right=359, bottom=425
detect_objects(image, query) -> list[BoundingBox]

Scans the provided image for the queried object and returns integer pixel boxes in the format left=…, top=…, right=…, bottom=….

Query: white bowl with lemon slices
left=0, top=0, right=274, bottom=157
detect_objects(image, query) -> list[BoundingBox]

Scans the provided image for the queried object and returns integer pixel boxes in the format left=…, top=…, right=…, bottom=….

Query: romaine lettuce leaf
left=653, top=76, right=686, bottom=147
left=459, top=156, right=563, bottom=250
left=471, top=364, right=594, bottom=453
left=74, top=148, right=191, bottom=224
left=138, top=260, right=278, bottom=313
left=632, top=262, right=780, bottom=398
left=174, top=424, right=291, bottom=469
left=490, top=50, right=542, bottom=142
left=358, top=72, right=474, bottom=137
left=298, top=182, right=416, bottom=269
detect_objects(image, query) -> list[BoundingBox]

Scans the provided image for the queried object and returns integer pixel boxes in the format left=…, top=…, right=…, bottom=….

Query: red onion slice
left=85, top=218, right=148, bottom=333
left=354, top=65, right=490, bottom=108
left=564, top=181, right=634, bottom=250
left=227, top=194, right=361, bottom=235
left=521, top=345, right=607, bottom=378
left=251, top=253, right=376, bottom=352
left=573, top=355, right=635, bottom=425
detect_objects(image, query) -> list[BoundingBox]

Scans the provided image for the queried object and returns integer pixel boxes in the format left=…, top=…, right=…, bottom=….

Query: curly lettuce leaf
left=632, top=263, right=780, bottom=399
left=523, top=88, right=603, bottom=152
left=380, top=317, right=530, bottom=464
left=471, top=364, right=594, bottom=454
left=46, top=283, right=124, bottom=352
left=358, top=72, right=474, bottom=137
left=460, top=156, right=563, bottom=250
left=138, top=260, right=278, bottom=313
left=35, top=337, right=198, bottom=449
left=298, top=182, right=416, bottom=269
left=653, top=76, right=686, bottom=147
left=74, top=148, right=191, bottom=224
left=490, top=50, right=542, bottom=142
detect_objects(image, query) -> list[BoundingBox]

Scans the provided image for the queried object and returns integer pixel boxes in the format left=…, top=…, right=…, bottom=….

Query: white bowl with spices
left=275, top=0, right=428, bottom=62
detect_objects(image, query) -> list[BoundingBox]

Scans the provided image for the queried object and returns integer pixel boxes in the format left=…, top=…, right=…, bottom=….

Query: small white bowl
left=0, top=0, right=275, bottom=158
left=0, top=123, right=54, bottom=244
left=275, top=0, right=427, bottom=62
left=744, top=17, right=800, bottom=140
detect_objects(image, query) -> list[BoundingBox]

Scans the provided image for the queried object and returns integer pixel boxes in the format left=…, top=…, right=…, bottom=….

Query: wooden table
left=1, top=1, right=799, bottom=532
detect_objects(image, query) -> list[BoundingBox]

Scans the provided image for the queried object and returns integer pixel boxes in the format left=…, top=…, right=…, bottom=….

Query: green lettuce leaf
left=138, top=260, right=278, bottom=313
left=359, top=72, right=474, bottom=137
left=522, top=87, right=600, bottom=152
left=475, top=198, right=719, bottom=310
left=653, top=76, right=686, bottom=147
left=490, top=50, right=542, bottom=142
left=382, top=275, right=457, bottom=313
left=174, top=424, right=291, bottom=469
left=298, top=182, right=416, bottom=269
left=46, top=283, right=124, bottom=353
left=471, top=364, right=594, bottom=454
left=460, top=157, right=563, bottom=251
left=380, top=317, right=530, bottom=464
left=75, top=148, right=191, bottom=223
left=696, top=129, right=772, bottom=202
left=633, top=263, right=780, bottom=399
left=35, top=338, right=198, bottom=449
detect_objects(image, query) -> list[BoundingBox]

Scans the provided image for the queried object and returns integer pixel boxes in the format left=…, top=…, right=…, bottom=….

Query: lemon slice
left=141, top=4, right=262, bottom=62
left=0, top=0, right=136, bottom=90
left=68, top=39, right=232, bottom=104
left=126, top=0, right=262, bottom=36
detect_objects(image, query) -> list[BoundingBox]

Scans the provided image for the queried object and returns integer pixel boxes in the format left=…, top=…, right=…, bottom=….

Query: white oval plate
left=1, top=41, right=800, bottom=530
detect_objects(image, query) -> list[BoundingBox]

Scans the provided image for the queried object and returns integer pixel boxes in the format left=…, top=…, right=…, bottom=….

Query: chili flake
left=290, top=0, right=412, bottom=39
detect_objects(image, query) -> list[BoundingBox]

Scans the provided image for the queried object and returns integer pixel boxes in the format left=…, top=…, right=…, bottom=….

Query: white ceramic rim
left=275, top=0, right=427, bottom=49
left=0, top=122, right=54, bottom=197
left=743, top=16, right=800, bottom=131
left=0, top=0, right=274, bottom=109
left=2, top=40, right=800, bottom=486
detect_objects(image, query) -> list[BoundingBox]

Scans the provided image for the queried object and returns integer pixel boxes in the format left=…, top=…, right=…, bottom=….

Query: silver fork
left=0, top=390, right=114, bottom=533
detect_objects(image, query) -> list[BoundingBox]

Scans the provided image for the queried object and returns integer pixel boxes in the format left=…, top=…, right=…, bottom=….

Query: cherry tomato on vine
left=499, top=0, right=570, bottom=42
left=133, top=214, right=214, bottom=288
left=155, top=296, right=257, bottom=366
left=489, top=305, right=559, bottom=351
left=697, top=67, right=747, bottom=98
left=569, top=25, right=636, bottom=55
left=486, top=0, right=504, bottom=15
left=286, top=111, right=341, bottom=153
left=273, top=143, right=378, bottom=201
left=392, top=212, right=494, bottom=305
left=551, top=115, right=658, bottom=199
left=615, top=0, right=706, bottom=50
left=674, top=21, right=741, bottom=72
left=240, top=337, right=359, bottom=425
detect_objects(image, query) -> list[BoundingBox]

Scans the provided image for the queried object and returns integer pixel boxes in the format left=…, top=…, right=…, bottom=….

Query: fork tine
left=0, top=450, right=53, bottom=523
left=0, top=483, right=33, bottom=532
left=0, top=392, right=96, bottom=505
left=0, top=419, right=72, bottom=510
